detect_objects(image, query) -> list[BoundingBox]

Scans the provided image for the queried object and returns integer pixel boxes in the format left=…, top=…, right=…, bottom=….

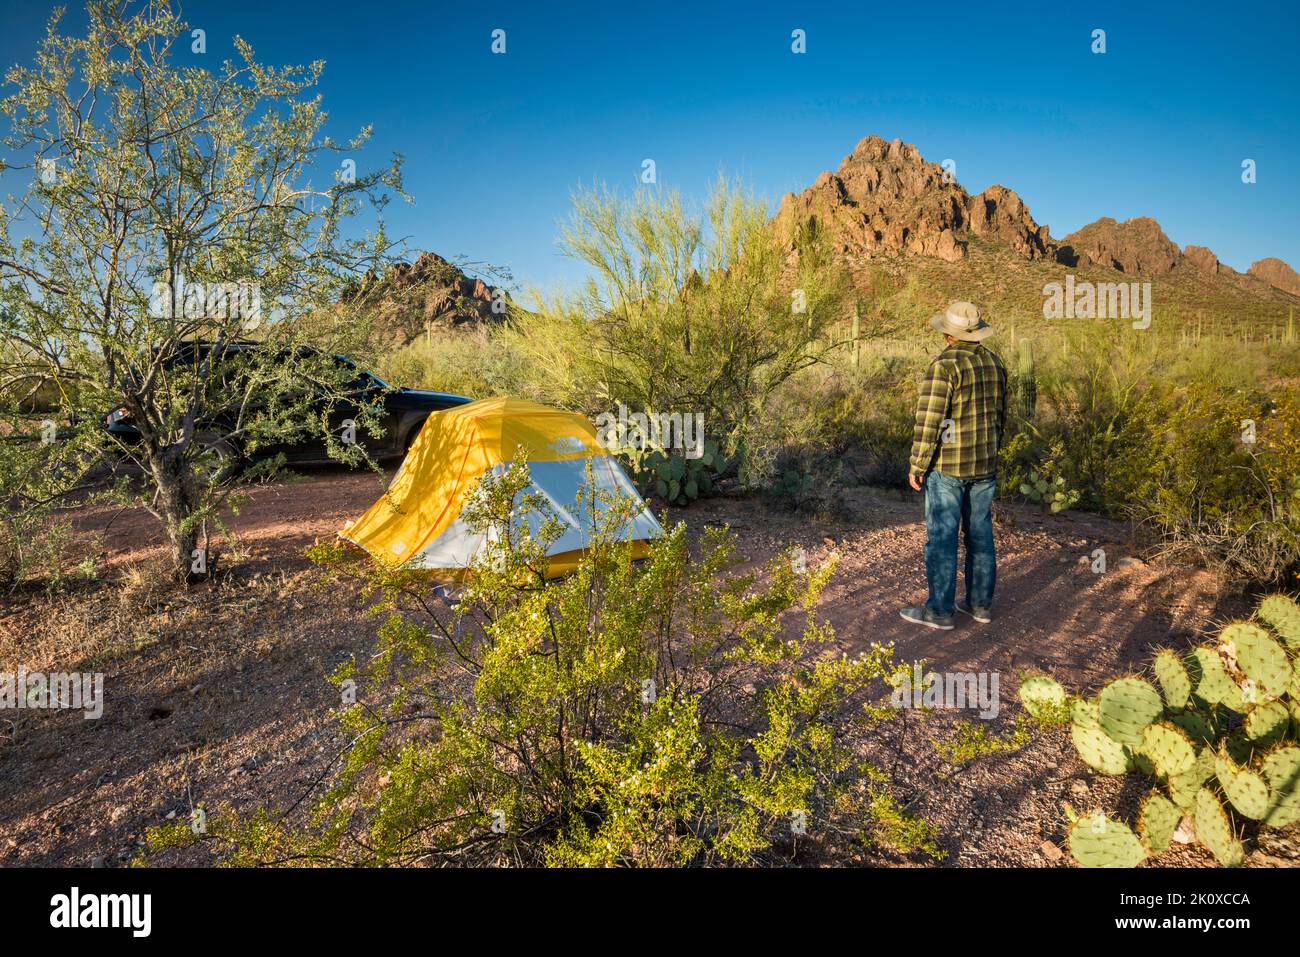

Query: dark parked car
left=103, top=342, right=470, bottom=476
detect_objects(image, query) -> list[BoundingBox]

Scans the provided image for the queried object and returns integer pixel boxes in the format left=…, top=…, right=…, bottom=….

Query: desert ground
left=2, top=466, right=1296, bottom=867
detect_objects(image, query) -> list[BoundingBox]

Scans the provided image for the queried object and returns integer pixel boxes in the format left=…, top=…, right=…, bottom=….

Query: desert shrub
left=502, top=180, right=854, bottom=487
left=735, top=352, right=915, bottom=497
left=0, top=405, right=101, bottom=591
left=1020, top=595, right=1300, bottom=867
left=0, top=501, right=73, bottom=592
left=376, top=325, right=536, bottom=400
left=992, top=323, right=1299, bottom=584
left=149, top=460, right=958, bottom=866
left=1115, top=385, right=1300, bottom=586
left=759, top=445, right=848, bottom=516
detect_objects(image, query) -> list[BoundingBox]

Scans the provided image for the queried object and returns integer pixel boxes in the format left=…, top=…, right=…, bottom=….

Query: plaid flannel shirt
left=909, top=340, right=1008, bottom=480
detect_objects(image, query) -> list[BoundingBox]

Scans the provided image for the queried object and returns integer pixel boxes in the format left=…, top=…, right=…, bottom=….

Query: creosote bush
left=147, top=460, right=955, bottom=866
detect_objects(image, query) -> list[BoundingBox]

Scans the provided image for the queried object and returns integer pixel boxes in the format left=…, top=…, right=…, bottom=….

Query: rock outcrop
left=772, top=135, right=1052, bottom=264
left=345, top=251, right=508, bottom=345
left=966, top=184, right=1053, bottom=260
left=1055, top=217, right=1182, bottom=274
left=1248, top=257, right=1300, bottom=297
left=1182, top=245, right=1228, bottom=275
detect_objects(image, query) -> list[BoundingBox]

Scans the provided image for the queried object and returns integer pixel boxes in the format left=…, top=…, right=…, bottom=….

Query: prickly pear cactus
left=1018, top=470, right=1078, bottom=514
left=1260, top=746, right=1300, bottom=827
left=1188, top=645, right=1245, bottom=711
left=1214, top=752, right=1272, bottom=820
left=1222, top=622, right=1291, bottom=699
left=1193, top=788, right=1245, bottom=867
left=1039, top=594, right=1300, bottom=868
left=1067, top=813, right=1148, bottom=868
left=1152, top=649, right=1192, bottom=710
left=1140, top=722, right=1196, bottom=778
left=1098, top=677, right=1163, bottom=745
left=1244, top=701, right=1290, bottom=749
left=1018, top=675, right=1068, bottom=720
left=1070, top=699, right=1133, bottom=775
left=1258, top=595, right=1300, bottom=647
left=629, top=440, right=728, bottom=506
left=1138, top=792, right=1181, bottom=854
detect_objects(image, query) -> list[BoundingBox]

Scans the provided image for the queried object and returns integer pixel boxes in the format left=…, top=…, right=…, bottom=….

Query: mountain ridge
left=770, top=135, right=1299, bottom=314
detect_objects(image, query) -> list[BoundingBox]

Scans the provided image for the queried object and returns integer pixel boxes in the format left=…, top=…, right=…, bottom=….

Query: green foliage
left=623, top=439, right=728, bottom=506
left=151, top=459, right=947, bottom=867
left=0, top=395, right=99, bottom=590
left=1029, top=594, right=1300, bottom=867
left=0, top=2, right=402, bottom=579
left=501, top=179, right=855, bottom=484
left=1017, top=469, right=1081, bottom=514
left=376, top=325, right=534, bottom=400
left=758, top=446, right=846, bottom=515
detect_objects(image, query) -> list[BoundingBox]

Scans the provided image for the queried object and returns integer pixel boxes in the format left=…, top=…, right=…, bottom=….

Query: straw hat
left=930, top=301, right=993, bottom=341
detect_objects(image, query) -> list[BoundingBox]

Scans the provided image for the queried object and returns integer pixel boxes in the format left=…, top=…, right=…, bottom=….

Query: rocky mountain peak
left=773, top=135, right=1051, bottom=264
left=1056, top=217, right=1182, bottom=274
left=346, top=251, right=507, bottom=346
left=1248, top=257, right=1300, bottom=297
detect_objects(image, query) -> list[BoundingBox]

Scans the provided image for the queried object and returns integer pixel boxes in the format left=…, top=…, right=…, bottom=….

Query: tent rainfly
left=340, top=397, right=663, bottom=578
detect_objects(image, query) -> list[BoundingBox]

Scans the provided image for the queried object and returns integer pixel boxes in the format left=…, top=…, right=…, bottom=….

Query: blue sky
left=2, top=0, right=1297, bottom=301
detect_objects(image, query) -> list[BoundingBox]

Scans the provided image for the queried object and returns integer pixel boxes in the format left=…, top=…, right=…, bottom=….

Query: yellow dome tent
left=340, top=397, right=663, bottom=578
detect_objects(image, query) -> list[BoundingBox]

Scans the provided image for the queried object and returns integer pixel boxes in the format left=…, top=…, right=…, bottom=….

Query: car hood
left=394, top=388, right=472, bottom=407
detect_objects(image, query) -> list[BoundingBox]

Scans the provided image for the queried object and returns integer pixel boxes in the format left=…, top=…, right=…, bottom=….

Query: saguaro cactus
left=1017, top=338, right=1037, bottom=421
left=850, top=309, right=861, bottom=369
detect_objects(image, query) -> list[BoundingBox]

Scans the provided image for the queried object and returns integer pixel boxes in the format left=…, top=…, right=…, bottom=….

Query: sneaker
left=956, top=600, right=992, bottom=623
left=899, top=605, right=955, bottom=631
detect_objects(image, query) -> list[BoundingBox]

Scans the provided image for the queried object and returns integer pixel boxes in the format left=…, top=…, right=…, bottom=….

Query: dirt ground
left=1, top=466, right=1295, bottom=868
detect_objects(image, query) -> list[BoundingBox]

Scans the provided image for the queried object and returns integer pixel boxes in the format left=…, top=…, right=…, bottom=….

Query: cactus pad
left=1244, top=700, right=1290, bottom=749
left=1222, top=622, right=1291, bottom=698
left=1138, top=792, right=1181, bottom=854
left=1139, top=722, right=1196, bottom=778
left=1071, top=699, right=1133, bottom=775
left=1257, top=594, right=1300, bottom=647
left=1167, top=747, right=1215, bottom=809
left=1214, top=752, right=1271, bottom=820
left=1187, top=646, right=1245, bottom=711
left=1152, top=649, right=1192, bottom=709
left=1068, top=813, right=1148, bottom=868
left=1260, top=746, right=1300, bottom=828
left=1098, top=677, right=1163, bottom=745
left=1018, top=675, right=1068, bottom=720
left=1193, top=788, right=1245, bottom=867
left=1167, top=707, right=1215, bottom=743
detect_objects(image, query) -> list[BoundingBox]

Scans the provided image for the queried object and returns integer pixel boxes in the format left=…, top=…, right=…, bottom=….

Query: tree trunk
left=151, top=451, right=204, bottom=583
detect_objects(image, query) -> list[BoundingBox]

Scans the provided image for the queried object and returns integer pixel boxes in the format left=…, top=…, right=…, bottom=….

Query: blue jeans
left=924, top=470, right=997, bottom=617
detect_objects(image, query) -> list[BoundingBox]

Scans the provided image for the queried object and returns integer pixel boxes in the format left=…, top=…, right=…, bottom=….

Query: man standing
left=899, top=302, right=1007, bottom=631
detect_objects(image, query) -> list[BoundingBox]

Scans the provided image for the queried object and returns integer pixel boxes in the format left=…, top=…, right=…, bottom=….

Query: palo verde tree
left=505, top=179, right=854, bottom=482
left=0, top=1, right=403, bottom=580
